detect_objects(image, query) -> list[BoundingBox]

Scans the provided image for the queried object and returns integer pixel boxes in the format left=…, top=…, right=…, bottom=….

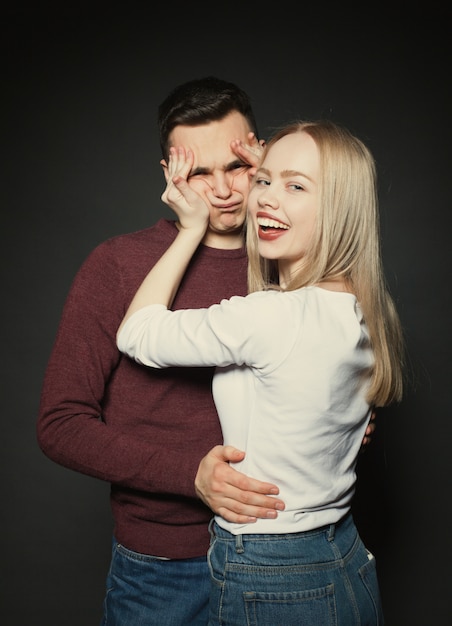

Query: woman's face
left=247, top=131, right=320, bottom=285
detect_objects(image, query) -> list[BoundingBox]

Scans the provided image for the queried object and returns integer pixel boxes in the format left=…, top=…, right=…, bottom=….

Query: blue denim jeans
left=207, top=513, right=384, bottom=626
left=100, top=538, right=210, bottom=625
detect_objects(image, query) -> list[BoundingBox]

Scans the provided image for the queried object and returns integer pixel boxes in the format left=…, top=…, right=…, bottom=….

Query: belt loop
left=235, top=533, right=244, bottom=554
left=208, top=517, right=215, bottom=539
left=327, top=523, right=336, bottom=542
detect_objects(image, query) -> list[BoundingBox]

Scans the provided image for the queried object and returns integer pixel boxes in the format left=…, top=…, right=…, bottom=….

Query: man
left=37, top=76, right=374, bottom=624
left=38, top=77, right=285, bottom=625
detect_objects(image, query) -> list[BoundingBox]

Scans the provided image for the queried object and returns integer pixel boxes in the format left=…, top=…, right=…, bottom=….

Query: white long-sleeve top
left=117, top=285, right=374, bottom=535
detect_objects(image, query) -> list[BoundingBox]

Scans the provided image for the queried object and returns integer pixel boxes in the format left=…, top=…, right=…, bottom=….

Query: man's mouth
left=217, top=203, right=241, bottom=213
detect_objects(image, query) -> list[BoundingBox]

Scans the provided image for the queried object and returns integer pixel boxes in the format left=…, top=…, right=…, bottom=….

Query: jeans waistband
left=209, top=511, right=352, bottom=546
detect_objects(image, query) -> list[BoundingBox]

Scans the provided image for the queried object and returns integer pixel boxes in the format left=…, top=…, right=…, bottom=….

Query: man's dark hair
left=158, top=76, right=258, bottom=159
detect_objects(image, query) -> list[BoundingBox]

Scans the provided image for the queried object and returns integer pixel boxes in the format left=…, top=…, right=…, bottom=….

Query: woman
left=117, top=120, right=404, bottom=625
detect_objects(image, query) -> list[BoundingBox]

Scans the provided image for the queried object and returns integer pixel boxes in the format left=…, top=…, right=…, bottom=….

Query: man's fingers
left=216, top=496, right=282, bottom=524
left=195, top=444, right=285, bottom=521
left=240, top=476, right=280, bottom=496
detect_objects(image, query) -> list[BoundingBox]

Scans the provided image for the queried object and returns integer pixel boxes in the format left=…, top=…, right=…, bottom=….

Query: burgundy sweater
left=37, top=219, right=248, bottom=558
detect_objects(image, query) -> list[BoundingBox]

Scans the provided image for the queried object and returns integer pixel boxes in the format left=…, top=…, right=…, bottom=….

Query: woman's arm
left=117, top=147, right=210, bottom=336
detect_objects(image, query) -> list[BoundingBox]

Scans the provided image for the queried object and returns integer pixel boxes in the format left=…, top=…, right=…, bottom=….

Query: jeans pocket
left=243, top=585, right=337, bottom=626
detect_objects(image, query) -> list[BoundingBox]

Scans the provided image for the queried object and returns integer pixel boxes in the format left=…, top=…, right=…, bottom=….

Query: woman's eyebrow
left=257, top=166, right=314, bottom=183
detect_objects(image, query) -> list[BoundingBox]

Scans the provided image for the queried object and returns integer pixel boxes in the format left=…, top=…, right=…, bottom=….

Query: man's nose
left=212, top=173, right=233, bottom=198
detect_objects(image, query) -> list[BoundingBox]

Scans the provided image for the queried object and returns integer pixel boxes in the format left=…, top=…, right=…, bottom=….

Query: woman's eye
left=256, top=178, right=270, bottom=186
left=289, top=183, right=304, bottom=191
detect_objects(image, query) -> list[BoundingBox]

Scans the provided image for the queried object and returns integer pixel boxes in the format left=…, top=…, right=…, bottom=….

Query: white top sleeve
left=117, top=290, right=297, bottom=373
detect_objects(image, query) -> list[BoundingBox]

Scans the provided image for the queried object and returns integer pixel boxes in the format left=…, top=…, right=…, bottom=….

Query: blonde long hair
left=246, top=120, right=404, bottom=407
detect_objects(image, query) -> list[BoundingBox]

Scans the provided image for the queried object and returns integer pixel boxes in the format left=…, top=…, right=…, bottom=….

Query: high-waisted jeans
left=207, top=512, right=384, bottom=625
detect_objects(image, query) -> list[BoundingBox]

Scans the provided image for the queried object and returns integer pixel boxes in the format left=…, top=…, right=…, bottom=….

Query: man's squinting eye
left=229, top=162, right=251, bottom=175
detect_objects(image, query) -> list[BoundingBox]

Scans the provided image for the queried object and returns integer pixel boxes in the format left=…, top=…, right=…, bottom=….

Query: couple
left=38, top=77, right=403, bottom=625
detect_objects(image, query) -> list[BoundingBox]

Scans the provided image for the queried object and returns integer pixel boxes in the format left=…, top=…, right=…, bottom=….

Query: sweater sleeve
left=36, top=242, right=201, bottom=498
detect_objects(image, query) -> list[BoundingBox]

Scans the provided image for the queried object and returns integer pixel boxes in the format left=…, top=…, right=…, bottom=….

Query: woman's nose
left=258, top=187, right=279, bottom=209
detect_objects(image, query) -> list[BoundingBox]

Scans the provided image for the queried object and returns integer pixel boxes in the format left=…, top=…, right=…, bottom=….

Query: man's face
left=164, top=111, right=253, bottom=242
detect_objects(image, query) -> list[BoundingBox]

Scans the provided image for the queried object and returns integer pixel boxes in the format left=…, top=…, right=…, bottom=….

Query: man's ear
left=160, top=159, right=169, bottom=181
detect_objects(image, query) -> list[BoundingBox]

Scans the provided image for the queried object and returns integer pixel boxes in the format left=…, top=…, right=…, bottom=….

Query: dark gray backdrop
left=2, top=5, right=450, bottom=625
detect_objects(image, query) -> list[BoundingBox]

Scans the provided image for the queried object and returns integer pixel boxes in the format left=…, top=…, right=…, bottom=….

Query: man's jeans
left=100, top=538, right=209, bottom=625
